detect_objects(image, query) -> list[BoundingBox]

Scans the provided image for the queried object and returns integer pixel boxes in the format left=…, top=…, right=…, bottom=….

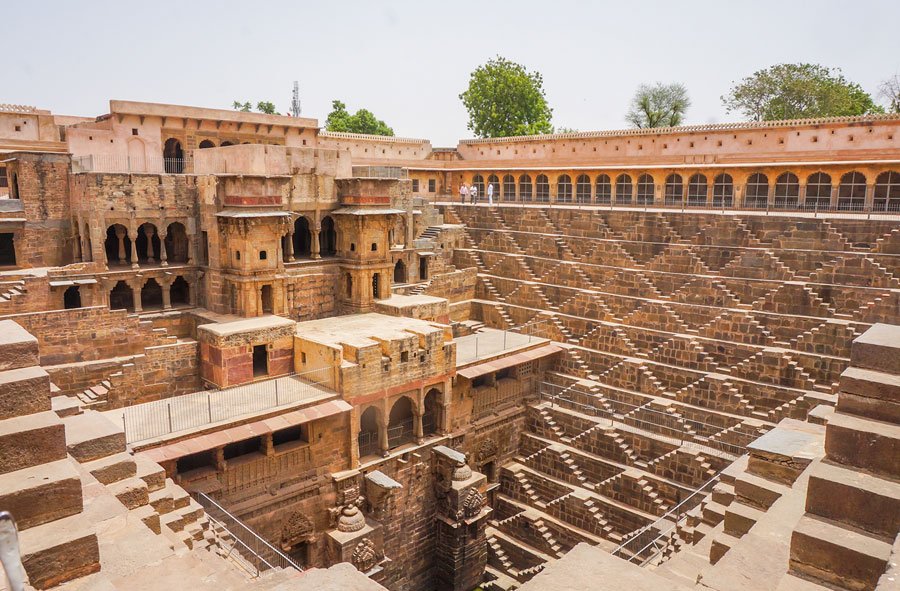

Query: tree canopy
left=626, top=83, right=690, bottom=128
left=232, top=100, right=278, bottom=115
left=722, top=64, right=883, bottom=121
left=324, top=100, right=395, bottom=136
left=459, top=56, right=553, bottom=138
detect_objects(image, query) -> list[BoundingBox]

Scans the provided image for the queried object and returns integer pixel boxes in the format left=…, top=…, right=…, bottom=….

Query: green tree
left=626, top=83, right=691, bottom=128
left=324, top=100, right=394, bottom=136
left=722, top=64, right=884, bottom=121
left=459, top=56, right=553, bottom=138
left=232, top=101, right=252, bottom=112
left=256, top=101, right=277, bottom=115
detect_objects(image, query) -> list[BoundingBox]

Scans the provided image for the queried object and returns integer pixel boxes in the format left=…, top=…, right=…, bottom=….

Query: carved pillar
left=312, top=225, right=321, bottom=259
left=129, top=222, right=139, bottom=269
left=115, top=225, right=127, bottom=264
left=285, top=230, right=295, bottom=262
left=131, top=280, right=143, bottom=313
left=144, top=225, right=156, bottom=263
left=159, top=231, right=168, bottom=266
left=161, top=282, right=172, bottom=310
left=414, top=410, right=424, bottom=445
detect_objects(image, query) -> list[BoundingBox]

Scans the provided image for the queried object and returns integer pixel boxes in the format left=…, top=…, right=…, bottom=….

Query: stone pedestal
left=431, top=445, right=490, bottom=591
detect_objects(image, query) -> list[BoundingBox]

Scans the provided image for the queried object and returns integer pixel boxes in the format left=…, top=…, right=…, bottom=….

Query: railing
left=218, top=445, right=312, bottom=496
left=387, top=417, right=414, bottom=448
left=611, top=474, right=720, bottom=566
left=539, top=380, right=747, bottom=459
left=122, top=367, right=334, bottom=443
left=455, top=317, right=551, bottom=365
left=434, top=196, right=900, bottom=219
left=193, top=491, right=302, bottom=575
left=358, top=430, right=380, bottom=457
left=351, top=165, right=408, bottom=179
left=72, top=154, right=193, bottom=174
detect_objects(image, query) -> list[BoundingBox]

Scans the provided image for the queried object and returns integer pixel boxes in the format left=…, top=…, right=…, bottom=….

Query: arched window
left=713, top=174, right=734, bottom=207
left=198, top=140, right=215, bottom=149
left=557, top=174, right=572, bottom=202
left=774, top=172, right=800, bottom=209
left=141, top=278, right=163, bottom=310
left=163, top=138, right=184, bottom=173
left=487, top=174, right=500, bottom=199
left=874, top=171, right=900, bottom=212
left=519, top=174, right=533, bottom=201
left=575, top=174, right=591, bottom=203
left=292, top=217, right=312, bottom=258
left=393, top=260, right=407, bottom=283
left=135, top=223, right=160, bottom=263
left=595, top=174, right=612, bottom=204
left=220, top=141, right=235, bottom=147
left=636, top=174, right=655, bottom=205
left=615, top=174, right=633, bottom=204
left=109, top=280, right=133, bottom=311
left=423, top=389, right=441, bottom=436
left=471, top=174, right=485, bottom=197
left=838, top=172, right=866, bottom=210
left=105, top=224, right=131, bottom=266
left=171, top=276, right=190, bottom=305
left=805, top=173, right=832, bottom=209
left=664, top=174, right=683, bottom=205
left=536, top=175, right=550, bottom=202
left=745, top=173, right=769, bottom=209
left=165, top=222, right=189, bottom=263
left=358, top=406, right=381, bottom=457
left=503, top=174, right=516, bottom=200
left=687, top=174, right=708, bottom=207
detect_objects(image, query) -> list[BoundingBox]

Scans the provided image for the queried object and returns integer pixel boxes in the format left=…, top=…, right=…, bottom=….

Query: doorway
left=252, top=344, right=268, bottom=377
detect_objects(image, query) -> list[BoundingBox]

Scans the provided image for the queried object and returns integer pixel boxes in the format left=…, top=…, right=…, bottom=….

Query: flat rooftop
left=454, top=328, right=550, bottom=366
left=198, top=315, right=296, bottom=337
left=295, top=312, right=447, bottom=347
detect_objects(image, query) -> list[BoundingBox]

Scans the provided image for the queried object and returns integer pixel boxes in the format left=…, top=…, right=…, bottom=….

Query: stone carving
left=336, top=504, right=366, bottom=533
left=351, top=538, right=378, bottom=573
left=451, top=458, right=472, bottom=482
left=280, top=511, right=313, bottom=550
left=476, top=438, right=498, bottom=461
left=462, top=488, right=484, bottom=519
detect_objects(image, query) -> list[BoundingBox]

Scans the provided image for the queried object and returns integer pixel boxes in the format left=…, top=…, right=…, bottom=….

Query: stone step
left=149, top=487, right=176, bottom=514
left=83, top=451, right=136, bottom=485
left=825, top=411, right=900, bottom=478
left=734, top=472, right=790, bottom=510
left=19, top=511, right=100, bottom=590
left=132, top=503, right=161, bottom=535
left=64, top=410, right=126, bottom=462
left=849, top=323, right=900, bottom=375
left=135, top=454, right=167, bottom=492
left=723, top=501, right=765, bottom=538
left=0, top=365, right=51, bottom=421
left=161, top=510, right=187, bottom=533
left=709, top=531, right=742, bottom=565
left=0, top=321, right=39, bottom=372
left=790, top=515, right=893, bottom=591
left=108, top=476, right=150, bottom=510
left=837, top=365, right=900, bottom=424
left=50, top=395, right=82, bottom=418
left=0, top=410, right=66, bottom=474
left=806, top=460, right=900, bottom=540
left=0, top=458, right=83, bottom=530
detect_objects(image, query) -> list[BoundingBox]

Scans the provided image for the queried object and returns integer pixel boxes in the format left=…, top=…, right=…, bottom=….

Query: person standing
left=487, top=181, right=494, bottom=205
left=470, top=183, right=478, bottom=204
left=459, top=182, right=468, bottom=204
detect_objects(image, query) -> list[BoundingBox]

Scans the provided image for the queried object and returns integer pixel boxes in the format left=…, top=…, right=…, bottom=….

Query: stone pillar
left=414, top=409, right=424, bottom=444
left=799, top=184, right=807, bottom=209
left=115, top=225, right=127, bottom=264
left=189, top=280, right=199, bottom=306
left=161, top=282, right=172, bottom=310
left=129, top=223, right=139, bottom=269
left=432, top=446, right=489, bottom=591
left=312, top=226, right=321, bottom=259
left=159, top=231, right=168, bottom=266
left=144, top=225, right=156, bottom=263
left=865, top=183, right=876, bottom=210
left=263, top=433, right=274, bottom=456
left=405, top=210, right=414, bottom=247
left=285, top=231, right=295, bottom=262
left=131, top=281, right=143, bottom=313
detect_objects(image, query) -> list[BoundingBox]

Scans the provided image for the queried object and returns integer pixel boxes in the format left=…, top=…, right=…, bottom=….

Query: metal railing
left=358, top=431, right=380, bottom=457
left=193, top=491, right=302, bottom=575
left=122, top=367, right=334, bottom=443
left=539, top=380, right=746, bottom=459
left=610, top=474, right=720, bottom=566
left=434, top=196, right=900, bottom=219
left=387, top=417, right=414, bottom=448
left=351, top=165, right=408, bottom=179
left=72, top=154, right=194, bottom=174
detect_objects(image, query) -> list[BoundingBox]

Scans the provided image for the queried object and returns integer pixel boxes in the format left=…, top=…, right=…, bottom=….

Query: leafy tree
left=722, top=64, right=883, bottom=121
left=554, top=126, right=579, bottom=134
left=626, top=83, right=690, bottom=128
left=324, top=100, right=394, bottom=136
left=256, top=101, right=277, bottom=115
left=232, top=100, right=278, bottom=115
left=459, top=56, right=553, bottom=137
left=879, top=74, right=900, bottom=113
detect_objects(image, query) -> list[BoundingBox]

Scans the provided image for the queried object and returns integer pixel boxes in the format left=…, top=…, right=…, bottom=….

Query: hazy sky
left=6, top=0, right=899, bottom=145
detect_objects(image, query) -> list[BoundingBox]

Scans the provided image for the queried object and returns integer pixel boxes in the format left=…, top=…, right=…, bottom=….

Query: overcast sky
left=6, top=0, right=899, bottom=145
